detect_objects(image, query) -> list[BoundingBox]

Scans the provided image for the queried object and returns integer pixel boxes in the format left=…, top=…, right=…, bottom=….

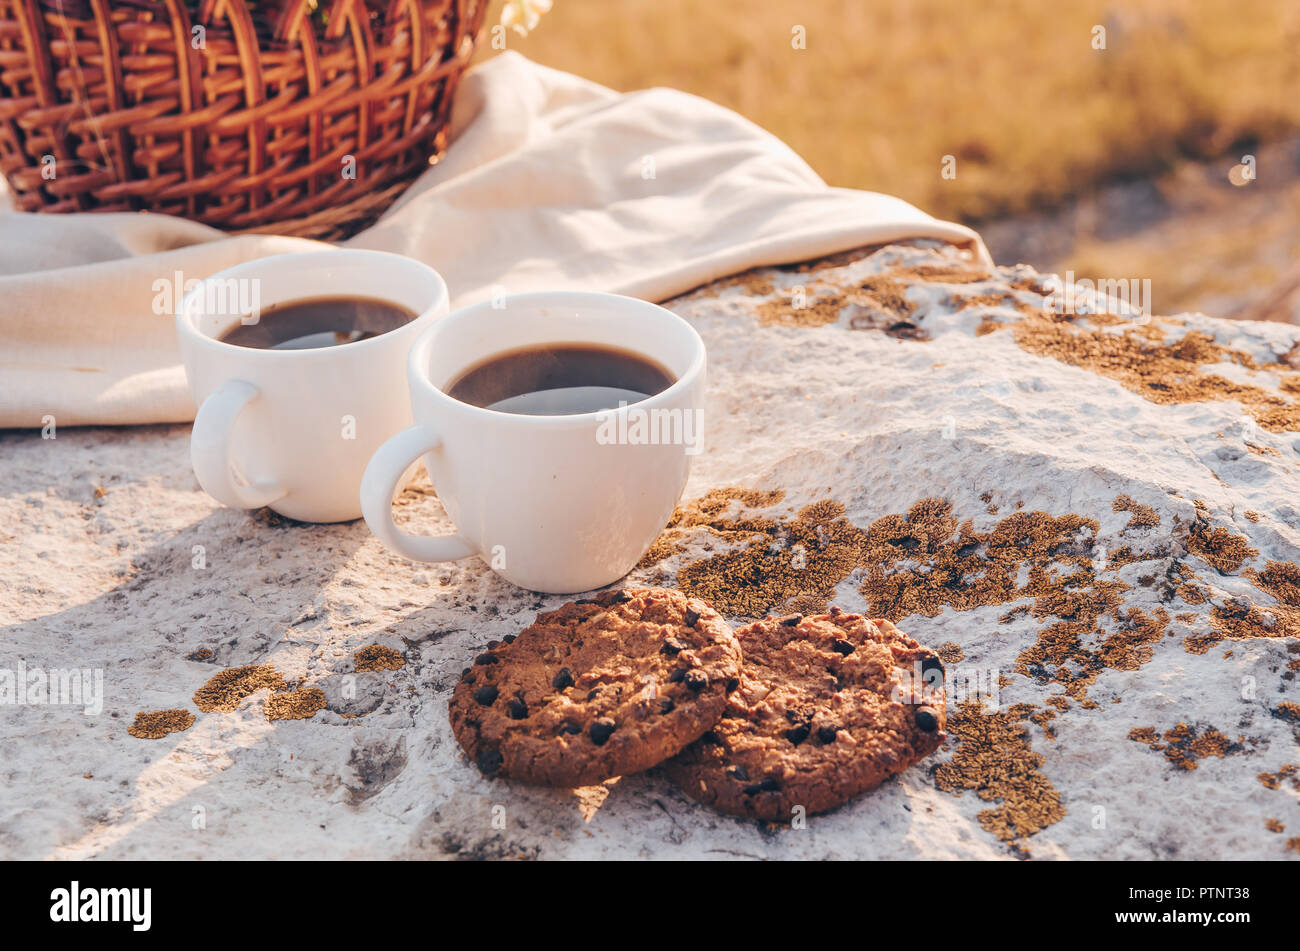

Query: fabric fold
left=0, top=51, right=987, bottom=428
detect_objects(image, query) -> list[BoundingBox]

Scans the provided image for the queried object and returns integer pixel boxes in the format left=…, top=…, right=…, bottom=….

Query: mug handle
left=191, top=380, right=288, bottom=510
left=360, top=424, right=476, bottom=562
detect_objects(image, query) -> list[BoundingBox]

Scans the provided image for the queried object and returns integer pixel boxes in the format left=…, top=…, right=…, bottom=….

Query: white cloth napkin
left=0, top=52, right=988, bottom=428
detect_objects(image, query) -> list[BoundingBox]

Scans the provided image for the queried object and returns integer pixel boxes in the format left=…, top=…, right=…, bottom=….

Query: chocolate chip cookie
left=449, top=588, right=743, bottom=787
left=666, top=608, right=946, bottom=821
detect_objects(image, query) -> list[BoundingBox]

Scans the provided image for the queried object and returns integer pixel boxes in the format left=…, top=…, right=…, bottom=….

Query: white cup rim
left=407, top=291, right=706, bottom=426
left=175, top=249, right=449, bottom=360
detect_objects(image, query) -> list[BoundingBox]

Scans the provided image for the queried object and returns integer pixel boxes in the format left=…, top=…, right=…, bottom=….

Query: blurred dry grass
left=481, top=0, right=1300, bottom=224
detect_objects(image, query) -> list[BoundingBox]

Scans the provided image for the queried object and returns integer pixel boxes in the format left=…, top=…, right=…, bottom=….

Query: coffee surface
left=445, top=343, right=675, bottom=415
left=218, top=296, right=415, bottom=350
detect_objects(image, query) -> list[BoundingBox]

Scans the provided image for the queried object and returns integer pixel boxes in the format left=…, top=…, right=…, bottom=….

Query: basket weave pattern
left=0, top=0, right=486, bottom=239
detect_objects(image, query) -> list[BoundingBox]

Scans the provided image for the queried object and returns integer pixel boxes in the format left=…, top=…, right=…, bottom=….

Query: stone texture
left=2, top=239, right=1299, bottom=859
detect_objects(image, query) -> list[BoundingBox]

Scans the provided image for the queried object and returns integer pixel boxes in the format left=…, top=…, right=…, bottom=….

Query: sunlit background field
left=482, top=0, right=1300, bottom=321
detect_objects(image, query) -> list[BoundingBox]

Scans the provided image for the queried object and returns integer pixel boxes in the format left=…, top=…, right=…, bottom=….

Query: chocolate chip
left=785, top=703, right=814, bottom=725
left=784, top=723, right=810, bottom=746
left=921, top=656, right=945, bottom=688
left=779, top=613, right=802, bottom=626
left=701, top=730, right=722, bottom=745
left=725, top=677, right=740, bottom=693
left=743, top=778, right=780, bottom=795
left=831, top=638, right=855, bottom=655
left=473, top=685, right=498, bottom=705
left=817, top=725, right=838, bottom=743
left=476, top=747, right=503, bottom=775
left=460, top=669, right=474, bottom=683
left=660, top=638, right=688, bottom=656
left=659, top=698, right=675, bottom=714
left=915, top=706, right=940, bottom=733
left=502, top=634, right=516, bottom=643
left=486, top=640, right=500, bottom=649
left=683, top=670, right=708, bottom=691
left=586, top=689, right=599, bottom=701
left=506, top=697, right=528, bottom=720
left=589, top=717, right=617, bottom=745
left=560, top=722, right=582, bottom=735
left=552, top=667, right=574, bottom=689
left=668, top=667, right=687, bottom=683
left=726, top=765, right=749, bottom=782
left=683, top=609, right=701, bottom=627
left=474, top=653, right=497, bottom=666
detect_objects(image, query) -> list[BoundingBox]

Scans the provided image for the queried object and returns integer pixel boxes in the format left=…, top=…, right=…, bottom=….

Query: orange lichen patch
left=1107, top=546, right=1157, bottom=569
left=1184, top=631, right=1225, bottom=655
left=1287, top=837, right=1300, bottom=854
left=1113, top=494, right=1159, bottom=530
left=1186, top=513, right=1257, bottom=574
left=186, top=647, right=213, bottom=662
left=958, top=291, right=1036, bottom=314
left=936, top=642, right=966, bottom=664
left=1266, top=818, right=1286, bottom=833
left=975, top=317, right=1008, bottom=337
left=859, top=500, right=1099, bottom=621
left=1244, top=510, right=1261, bottom=522
left=1128, top=727, right=1161, bottom=747
left=1251, top=561, right=1300, bottom=606
left=1199, top=576, right=1300, bottom=650
left=933, top=702, right=1065, bottom=849
left=1046, top=695, right=1070, bottom=712
left=781, top=592, right=833, bottom=615
left=856, top=275, right=914, bottom=316
left=636, top=536, right=684, bottom=569
left=193, top=665, right=288, bottom=713
left=851, top=498, right=1173, bottom=701
left=1130, top=722, right=1243, bottom=770
left=1029, top=707, right=1058, bottom=740
left=1177, top=583, right=1207, bottom=605
left=127, top=709, right=195, bottom=740
left=677, top=496, right=865, bottom=617
left=668, top=488, right=786, bottom=536
left=755, top=285, right=852, bottom=329
left=265, top=688, right=325, bottom=722
left=889, top=264, right=991, bottom=285
left=354, top=645, right=404, bottom=673
left=1256, top=764, right=1300, bottom=791
left=1011, top=314, right=1300, bottom=434
left=1277, top=701, right=1300, bottom=723
left=677, top=260, right=789, bottom=301
left=638, top=488, right=788, bottom=570
left=1098, top=608, right=1171, bottom=671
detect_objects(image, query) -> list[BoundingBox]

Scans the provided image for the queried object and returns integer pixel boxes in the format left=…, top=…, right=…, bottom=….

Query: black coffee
left=445, top=343, right=675, bottom=415
left=218, top=296, right=416, bottom=350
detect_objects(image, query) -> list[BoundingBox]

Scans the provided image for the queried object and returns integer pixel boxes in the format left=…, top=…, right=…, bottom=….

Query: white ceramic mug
left=360, top=292, right=707, bottom=593
left=176, top=250, right=449, bottom=523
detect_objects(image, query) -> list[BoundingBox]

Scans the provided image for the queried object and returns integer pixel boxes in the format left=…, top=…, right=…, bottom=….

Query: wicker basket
left=0, top=0, right=487, bottom=240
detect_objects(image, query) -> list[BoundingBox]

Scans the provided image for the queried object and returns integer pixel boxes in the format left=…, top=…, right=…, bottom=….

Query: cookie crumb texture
left=449, top=588, right=742, bottom=787
left=667, top=611, right=947, bottom=821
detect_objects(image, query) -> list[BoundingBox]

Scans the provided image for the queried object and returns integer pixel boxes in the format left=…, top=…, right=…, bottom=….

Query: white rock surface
left=2, top=240, right=1299, bottom=860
